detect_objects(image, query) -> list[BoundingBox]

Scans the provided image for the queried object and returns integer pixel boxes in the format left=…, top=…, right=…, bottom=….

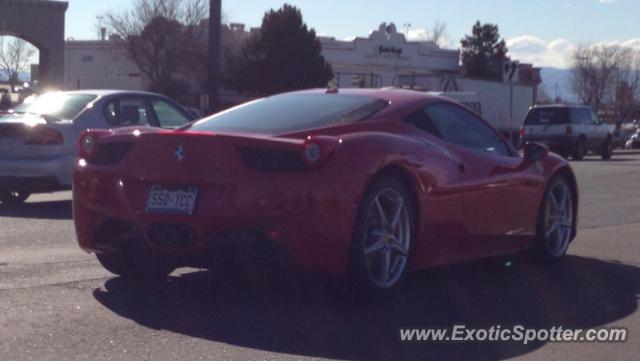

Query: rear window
left=13, top=93, right=97, bottom=122
left=524, top=108, right=571, bottom=125
left=189, top=93, right=388, bottom=134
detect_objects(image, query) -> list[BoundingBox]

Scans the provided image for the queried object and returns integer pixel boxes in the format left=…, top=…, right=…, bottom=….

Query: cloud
left=506, top=36, right=575, bottom=68
left=405, top=27, right=455, bottom=48
left=600, top=0, right=616, bottom=3
left=406, top=28, right=429, bottom=41
left=622, top=39, right=640, bottom=50
left=506, top=36, right=640, bottom=68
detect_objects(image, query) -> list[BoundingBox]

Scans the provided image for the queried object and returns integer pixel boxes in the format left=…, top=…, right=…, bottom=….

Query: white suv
left=520, top=104, right=614, bottom=160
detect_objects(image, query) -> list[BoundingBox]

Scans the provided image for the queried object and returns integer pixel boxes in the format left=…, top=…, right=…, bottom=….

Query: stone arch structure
left=0, top=0, right=68, bottom=89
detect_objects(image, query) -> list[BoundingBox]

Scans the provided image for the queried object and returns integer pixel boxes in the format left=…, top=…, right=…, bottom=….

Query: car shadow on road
left=93, top=255, right=639, bottom=361
left=0, top=200, right=72, bottom=220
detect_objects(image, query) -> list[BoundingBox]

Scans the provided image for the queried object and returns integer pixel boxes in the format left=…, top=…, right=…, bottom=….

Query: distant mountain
left=0, top=70, right=30, bottom=82
left=540, top=67, right=577, bottom=103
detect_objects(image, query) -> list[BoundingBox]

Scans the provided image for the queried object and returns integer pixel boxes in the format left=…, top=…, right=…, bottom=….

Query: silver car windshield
left=11, top=93, right=97, bottom=122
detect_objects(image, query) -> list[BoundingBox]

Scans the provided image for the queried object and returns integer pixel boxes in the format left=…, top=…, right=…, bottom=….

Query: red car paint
left=73, top=89, right=578, bottom=275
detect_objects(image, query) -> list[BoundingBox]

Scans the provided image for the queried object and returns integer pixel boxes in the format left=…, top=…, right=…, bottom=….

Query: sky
left=60, top=0, right=640, bottom=69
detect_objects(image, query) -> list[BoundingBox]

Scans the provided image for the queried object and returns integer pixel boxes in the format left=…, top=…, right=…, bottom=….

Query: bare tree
left=100, top=0, right=207, bottom=99
left=612, top=49, right=640, bottom=122
left=0, top=37, right=37, bottom=88
left=570, top=44, right=626, bottom=111
left=104, top=0, right=206, bottom=37
left=429, top=21, right=448, bottom=48
left=570, top=43, right=640, bottom=123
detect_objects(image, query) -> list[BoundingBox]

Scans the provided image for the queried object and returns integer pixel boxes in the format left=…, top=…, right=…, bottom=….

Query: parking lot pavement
left=0, top=153, right=639, bottom=361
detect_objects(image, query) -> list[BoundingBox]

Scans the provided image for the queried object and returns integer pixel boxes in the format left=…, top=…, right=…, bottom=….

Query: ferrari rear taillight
left=24, top=127, right=63, bottom=146
left=300, top=136, right=341, bottom=168
left=519, top=126, right=525, bottom=138
left=79, top=134, right=98, bottom=158
left=78, top=130, right=112, bottom=159
left=302, top=142, right=322, bottom=164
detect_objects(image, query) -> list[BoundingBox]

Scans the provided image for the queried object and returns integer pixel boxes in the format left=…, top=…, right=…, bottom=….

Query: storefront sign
left=378, top=46, right=403, bottom=55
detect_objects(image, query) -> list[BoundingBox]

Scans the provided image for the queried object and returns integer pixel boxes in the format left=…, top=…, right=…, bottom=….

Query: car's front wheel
left=532, top=175, right=575, bottom=263
left=350, top=176, right=414, bottom=297
left=0, top=189, right=30, bottom=205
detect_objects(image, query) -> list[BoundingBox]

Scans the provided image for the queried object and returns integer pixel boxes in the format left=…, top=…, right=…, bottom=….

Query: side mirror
left=522, top=141, right=548, bottom=164
left=491, top=141, right=549, bottom=176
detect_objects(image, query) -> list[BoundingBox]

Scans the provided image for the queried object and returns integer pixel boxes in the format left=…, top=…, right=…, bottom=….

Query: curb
left=614, top=150, right=640, bottom=156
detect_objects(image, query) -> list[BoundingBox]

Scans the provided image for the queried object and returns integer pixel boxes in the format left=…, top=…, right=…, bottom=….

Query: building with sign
left=319, top=23, right=460, bottom=88
left=64, top=22, right=461, bottom=93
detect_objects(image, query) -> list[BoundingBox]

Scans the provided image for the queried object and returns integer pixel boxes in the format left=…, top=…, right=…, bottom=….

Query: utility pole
left=208, top=0, right=222, bottom=113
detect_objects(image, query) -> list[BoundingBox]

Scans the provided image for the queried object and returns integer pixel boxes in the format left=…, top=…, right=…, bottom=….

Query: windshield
left=12, top=93, right=97, bottom=122
left=524, top=108, right=571, bottom=125
left=189, top=93, right=388, bottom=134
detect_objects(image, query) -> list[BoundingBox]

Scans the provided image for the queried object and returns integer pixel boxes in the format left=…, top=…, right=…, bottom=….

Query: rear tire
left=350, top=176, right=415, bottom=298
left=96, top=252, right=174, bottom=283
left=532, top=175, right=575, bottom=263
left=572, top=138, right=586, bottom=160
left=601, top=137, right=613, bottom=160
left=0, top=190, right=30, bottom=205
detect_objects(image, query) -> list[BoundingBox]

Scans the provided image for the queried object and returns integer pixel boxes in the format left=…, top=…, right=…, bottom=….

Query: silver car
left=0, top=90, right=195, bottom=204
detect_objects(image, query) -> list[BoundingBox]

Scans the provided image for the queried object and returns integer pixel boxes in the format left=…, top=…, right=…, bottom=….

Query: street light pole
left=208, top=0, right=221, bottom=113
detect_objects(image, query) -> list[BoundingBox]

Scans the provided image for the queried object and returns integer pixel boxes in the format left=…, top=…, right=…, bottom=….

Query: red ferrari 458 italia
left=73, top=88, right=578, bottom=296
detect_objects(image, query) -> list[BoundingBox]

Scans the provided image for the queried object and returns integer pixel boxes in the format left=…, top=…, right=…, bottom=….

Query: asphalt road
left=1, top=153, right=640, bottom=361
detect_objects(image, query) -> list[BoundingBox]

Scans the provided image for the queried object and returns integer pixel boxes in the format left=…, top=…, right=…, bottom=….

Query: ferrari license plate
left=145, top=185, right=198, bottom=215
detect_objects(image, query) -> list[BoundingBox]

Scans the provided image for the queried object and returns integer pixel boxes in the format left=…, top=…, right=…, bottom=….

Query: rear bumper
left=521, top=135, right=576, bottom=151
left=72, top=159, right=369, bottom=275
left=84, top=218, right=292, bottom=268
left=0, top=155, right=74, bottom=189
